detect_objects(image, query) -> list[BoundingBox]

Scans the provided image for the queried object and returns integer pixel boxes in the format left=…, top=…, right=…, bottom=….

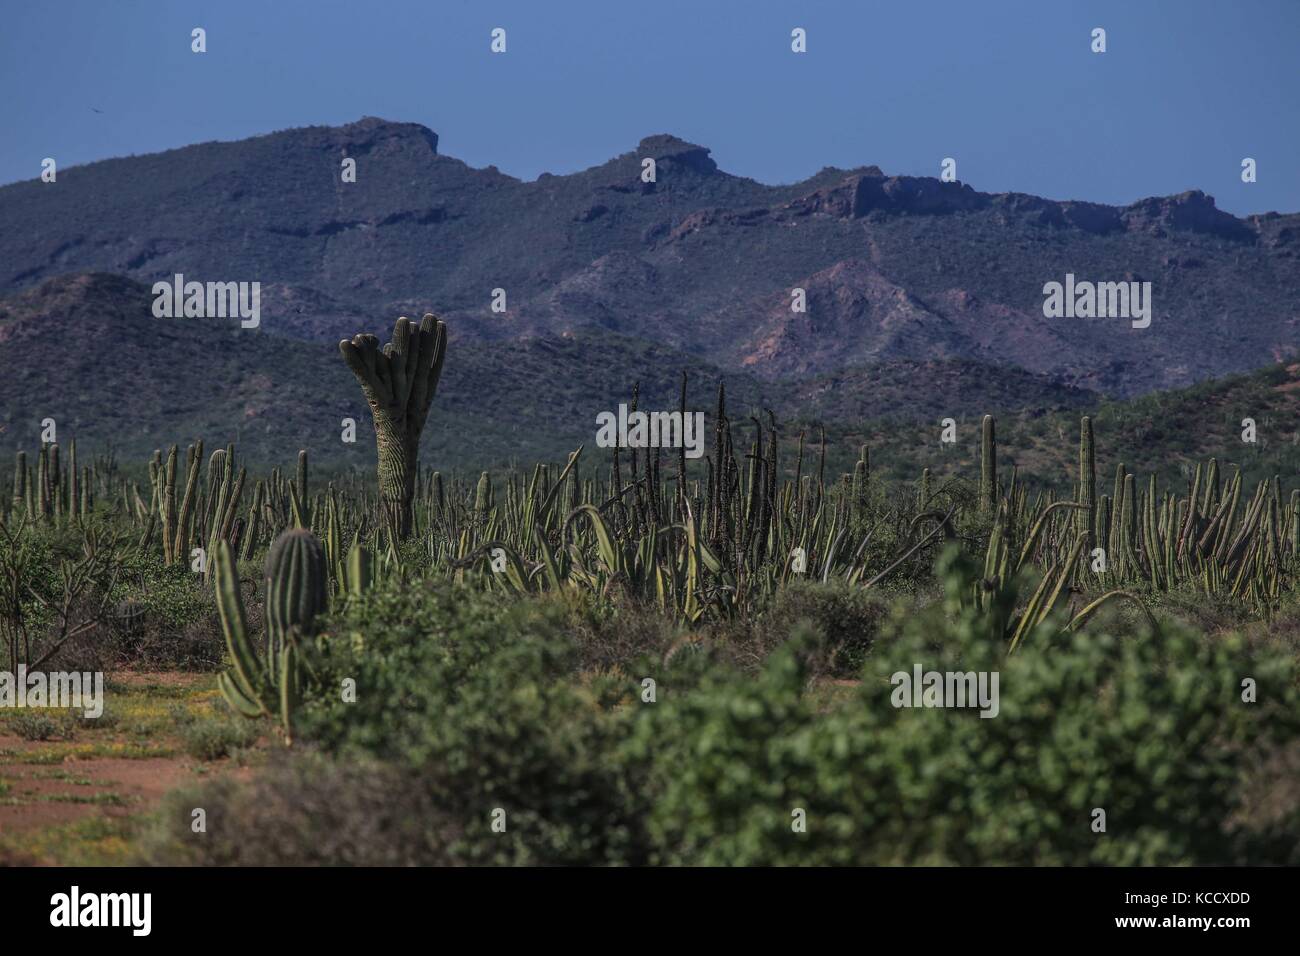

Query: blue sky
left=2, top=0, right=1296, bottom=214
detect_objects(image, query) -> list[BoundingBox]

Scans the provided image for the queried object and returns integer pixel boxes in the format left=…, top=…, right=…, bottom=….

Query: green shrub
left=9, top=710, right=76, bottom=742
left=141, top=751, right=462, bottom=866
left=75, top=705, right=120, bottom=731
left=302, top=580, right=648, bottom=865
left=624, top=549, right=1300, bottom=865
left=106, top=560, right=224, bottom=670
left=179, top=708, right=260, bottom=761
left=563, top=589, right=685, bottom=675
left=754, top=580, right=888, bottom=677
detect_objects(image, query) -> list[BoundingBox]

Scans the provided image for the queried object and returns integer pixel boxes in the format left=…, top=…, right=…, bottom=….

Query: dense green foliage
left=629, top=549, right=1299, bottom=865
left=302, top=584, right=644, bottom=864
left=143, top=550, right=1300, bottom=866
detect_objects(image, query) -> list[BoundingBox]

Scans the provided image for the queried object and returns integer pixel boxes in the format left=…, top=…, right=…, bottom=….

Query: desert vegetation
left=1, top=316, right=1298, bottom=866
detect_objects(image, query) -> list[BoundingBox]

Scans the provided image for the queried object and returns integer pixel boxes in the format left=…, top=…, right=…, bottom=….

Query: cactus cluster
left=8, top=440, right=95, bottom=523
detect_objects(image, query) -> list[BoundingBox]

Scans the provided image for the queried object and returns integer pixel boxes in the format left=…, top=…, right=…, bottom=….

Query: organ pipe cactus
left=215, top=528, right=329, bottom=743
left=979, top=415, right=997, bottom=516
left=67, top=440, right=78, bottom=522
left=339, top=314, right=448, bottom=538
left=175, top=442, right=201, bottom=559
left=160, top=445, right=178, bottom=563
left=289, top=449, right=311, bottom=528
left=11, top=451, right=25, bottom=512
left=1290, top=490, right=1299, bottom=558
left=1077, top=416, right=1096, bottom=544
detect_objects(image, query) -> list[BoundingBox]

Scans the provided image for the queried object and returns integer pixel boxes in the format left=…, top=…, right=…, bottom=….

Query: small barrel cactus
left=216, top=527, right=329, bottom=744
left=263, top=528, right=328, bottom=659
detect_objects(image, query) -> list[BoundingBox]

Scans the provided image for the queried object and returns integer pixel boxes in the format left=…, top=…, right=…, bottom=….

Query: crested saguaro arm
left=339, top=314, right=448, bottom=538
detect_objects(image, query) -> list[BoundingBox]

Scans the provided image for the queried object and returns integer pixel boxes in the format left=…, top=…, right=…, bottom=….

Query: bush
left=103, top=560, right=224, bottom=670
left=624, top=549, right=1300, bottom=865
left=141, top=751, right=463, bottom=866
left=753, top=580, right=888, bottom=677
left=177, top=708, right=260, bottom=761
left=75, top=704, right=119, bottom=731
left=302, top=580, right=649, bottom=865
left=9, top=710, right=76, bottom=742
left=562, top=589, right=687, bottom=675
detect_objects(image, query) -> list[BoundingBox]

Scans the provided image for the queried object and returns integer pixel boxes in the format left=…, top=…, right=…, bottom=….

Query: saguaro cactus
left=339, top=314, right=448, bottom=538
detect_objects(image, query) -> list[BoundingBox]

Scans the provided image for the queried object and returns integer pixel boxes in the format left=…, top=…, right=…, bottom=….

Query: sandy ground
left=0, top=671, right=257, bottom=864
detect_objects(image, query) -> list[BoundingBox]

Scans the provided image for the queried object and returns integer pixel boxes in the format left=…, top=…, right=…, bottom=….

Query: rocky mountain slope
left=0, top=118, right=1297, bottom=468
left=1, top=117, right=1296, bottom=400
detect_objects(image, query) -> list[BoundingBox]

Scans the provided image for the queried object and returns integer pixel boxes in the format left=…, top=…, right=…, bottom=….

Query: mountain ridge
left=1, top=117, right=1297, bottom=431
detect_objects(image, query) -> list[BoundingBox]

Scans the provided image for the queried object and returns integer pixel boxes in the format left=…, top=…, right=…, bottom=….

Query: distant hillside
left=0, top=272, right=1091, bottom=470
left=1, top=117, right=1298, bottom=401
left=1, top=274, right=1296, bottom=493
left=813, top=363, right=1300, bottom=495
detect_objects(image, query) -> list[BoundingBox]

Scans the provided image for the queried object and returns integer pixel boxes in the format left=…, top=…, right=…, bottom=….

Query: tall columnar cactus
left=215, top=528, right=329, bottom=743
left=290, top=449, right=311, bottom=527
left=474, top=471, right=493, bottom=517
left=68, top=440, right=78, bottom=522
left=1109, top=462, right=1127, bottom=567
left=11, top=451, right=26, bottom=512
left=240, top=481, right=265, bottom=562
left=1077, top=416, right=1096, bottom=544
left=979, top=414, right=997, bottom=515
left=175, top=442, right=202, bottom=558
left=76, top=452, right=91, bottom=522
left=431, top=471, right=445, bottom=518
left=36, top=444, right=50, bottom=520
left=49, top=443, right=61, bottom=521
left=339, top=314, right=448, bottom=538
left=160, top=445, right=179, bottom=564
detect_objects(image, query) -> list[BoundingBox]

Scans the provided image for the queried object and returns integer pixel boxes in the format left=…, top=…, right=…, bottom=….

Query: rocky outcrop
left=1121, top=190, right=1256, bottom=241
